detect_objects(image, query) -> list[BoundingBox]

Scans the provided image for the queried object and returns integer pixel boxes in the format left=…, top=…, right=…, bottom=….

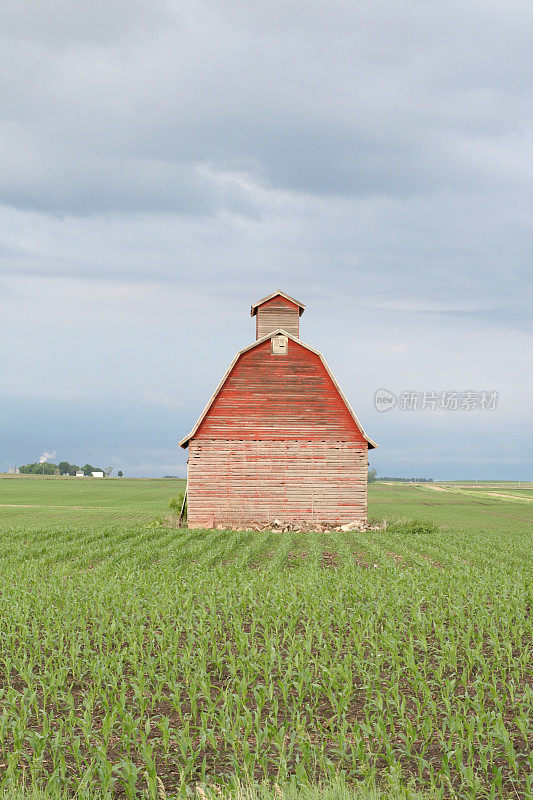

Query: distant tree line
left=368, top=469, right=433, bottom=484
left=378, top=476, right=434, bottom=482
left=19, top=461, right=108, bottom=476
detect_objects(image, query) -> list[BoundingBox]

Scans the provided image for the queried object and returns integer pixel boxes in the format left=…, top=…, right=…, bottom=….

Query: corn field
left=0, top=513, right=530, bottom=799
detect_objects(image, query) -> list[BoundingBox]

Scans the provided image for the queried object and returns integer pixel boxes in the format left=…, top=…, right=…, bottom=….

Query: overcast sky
left=1, top=0, right=532, bottom=479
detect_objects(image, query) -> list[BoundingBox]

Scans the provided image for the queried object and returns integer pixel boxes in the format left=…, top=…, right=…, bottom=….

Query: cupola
left=250, top=290, right=305, bottom=340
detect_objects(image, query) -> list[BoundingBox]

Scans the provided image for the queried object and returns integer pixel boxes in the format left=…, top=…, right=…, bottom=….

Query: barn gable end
left=180, top=330, right=376, bottom=448
left=180, top=294, right=377, bottom=529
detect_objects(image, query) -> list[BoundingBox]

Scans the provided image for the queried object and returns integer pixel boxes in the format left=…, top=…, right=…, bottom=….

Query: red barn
left=180, top=291, right=377, bottom=529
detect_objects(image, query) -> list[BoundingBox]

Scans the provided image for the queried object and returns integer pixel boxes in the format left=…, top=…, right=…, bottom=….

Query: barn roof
left=179, top=329, right=378, bottom=449
left=250, top=290, right=306, bottom=317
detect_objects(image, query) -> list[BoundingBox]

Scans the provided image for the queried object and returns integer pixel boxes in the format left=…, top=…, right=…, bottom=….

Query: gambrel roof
left=179, top=329, right=377, bottom=449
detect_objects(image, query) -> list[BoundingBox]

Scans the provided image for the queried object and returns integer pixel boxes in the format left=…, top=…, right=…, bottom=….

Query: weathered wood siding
left=194, top=339, right=366, bottom=441
left=187, top=440, right=367, bottom=527
left=256, top=295, right=300, bottom=339
left=187, top=337, right=368, bottom=527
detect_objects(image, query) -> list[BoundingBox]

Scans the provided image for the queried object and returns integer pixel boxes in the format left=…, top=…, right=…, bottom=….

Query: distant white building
left=76, top=470, right=85, bottom=477
left=8, top=467, right=20, bottom=474
left=91, top=471, right=104, bottom=478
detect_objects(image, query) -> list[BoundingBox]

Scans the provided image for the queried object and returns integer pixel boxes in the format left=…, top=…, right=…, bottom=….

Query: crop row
left=0, top=522, right=530, bottom=798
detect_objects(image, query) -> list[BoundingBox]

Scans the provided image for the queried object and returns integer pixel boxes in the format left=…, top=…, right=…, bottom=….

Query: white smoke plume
left=39, top=451, right=56, bottom=464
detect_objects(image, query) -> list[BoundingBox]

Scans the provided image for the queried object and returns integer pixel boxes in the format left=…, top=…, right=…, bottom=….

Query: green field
left=369, top=481, right=532, bottom=537
left=0, top=476, right=530, bottom=799
left=0, top=476, right=186, bottom=528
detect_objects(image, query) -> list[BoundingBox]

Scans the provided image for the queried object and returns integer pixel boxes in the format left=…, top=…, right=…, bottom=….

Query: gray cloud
left=0, top=0, right=531, bottom=477
left=0, top=0, right=172, bottom=46
left=1, top=1, right=532, bottom=213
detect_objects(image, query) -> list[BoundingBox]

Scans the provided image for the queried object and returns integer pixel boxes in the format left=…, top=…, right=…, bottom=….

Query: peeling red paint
left=186, top=329, right=370, bottom=528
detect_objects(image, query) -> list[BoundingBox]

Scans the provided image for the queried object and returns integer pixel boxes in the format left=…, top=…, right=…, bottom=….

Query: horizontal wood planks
left=187, top=439, right=367, bottom=527
left=187, top=333, right=370, bottom=527
left=256, top=295, right=300, bottom=339
left=195, top=338, right=367, bottom=442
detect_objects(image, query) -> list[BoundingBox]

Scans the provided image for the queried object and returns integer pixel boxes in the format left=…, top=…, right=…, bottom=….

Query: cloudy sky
left=1, top=0, right=531, bottom=479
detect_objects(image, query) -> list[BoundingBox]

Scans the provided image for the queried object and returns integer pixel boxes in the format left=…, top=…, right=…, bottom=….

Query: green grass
left=0, top=476, right=185, bottom=527
left=0, top=776, right=429, bottom=800
left=368, top=482, right=532, bottom=537
left=0, top=779, right=430, bottom=800
left=0, top=477, right=530, bottom=799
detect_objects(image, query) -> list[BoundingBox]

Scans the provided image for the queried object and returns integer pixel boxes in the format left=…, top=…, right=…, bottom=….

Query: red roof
left=180, top=328, right=377, bottom=449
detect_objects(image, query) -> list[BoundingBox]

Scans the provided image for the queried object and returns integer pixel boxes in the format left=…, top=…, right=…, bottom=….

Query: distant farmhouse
left=19, top=461, right=108, bottom=476
left=180, top=290, right=377, bottom=529
left=76, top=470, right=104, bottom=477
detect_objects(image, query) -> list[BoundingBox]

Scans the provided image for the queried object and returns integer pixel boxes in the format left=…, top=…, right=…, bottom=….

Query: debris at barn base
left=340, top=520, right=366, bottom=531
left=184, top=519, right=384, bottom=533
